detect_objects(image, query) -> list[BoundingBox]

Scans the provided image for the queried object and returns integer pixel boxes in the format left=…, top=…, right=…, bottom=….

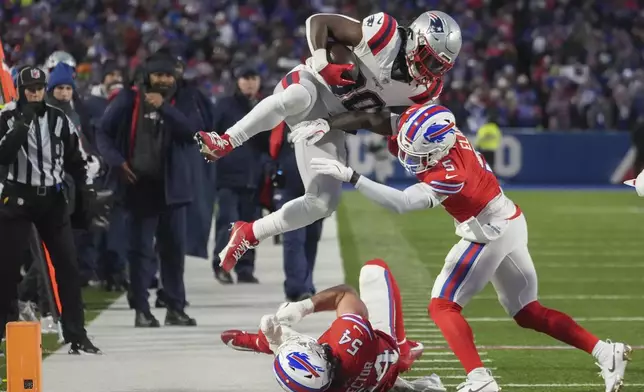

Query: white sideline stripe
left=405, top=316, right=644, bottom=323
left=417, top=340, right=446, bottom=344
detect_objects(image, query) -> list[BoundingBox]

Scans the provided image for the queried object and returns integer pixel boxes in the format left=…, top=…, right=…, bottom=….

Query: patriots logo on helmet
left=428, top=13, right=445, bottom=34
left=30, top=69, right=41, bottom=79
left=286, top=352, right=324, bottom=378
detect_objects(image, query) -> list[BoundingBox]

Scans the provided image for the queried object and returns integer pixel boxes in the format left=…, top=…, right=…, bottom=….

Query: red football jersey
left=416, top=131, right=502, bottom=222
left=318, top=313, right=400, bottom=392
left=388, top=129, right=501, bottom=223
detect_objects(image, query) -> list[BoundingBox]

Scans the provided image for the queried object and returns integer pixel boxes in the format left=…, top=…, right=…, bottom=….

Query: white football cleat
left=456, top=368, right=500, bottom=392
left=596, top=341, right=632, bottom=392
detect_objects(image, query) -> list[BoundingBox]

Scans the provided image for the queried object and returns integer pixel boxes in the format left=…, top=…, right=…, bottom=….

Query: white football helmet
left=397, top=104, right=457, bottom=174
left=405, top=11, right=462, bottom=85
left=44, top=51, right=76, bottom=74
left=273, top=335, right=334, bottom=392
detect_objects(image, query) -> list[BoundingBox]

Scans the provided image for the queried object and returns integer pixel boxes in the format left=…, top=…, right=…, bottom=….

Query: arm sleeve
left=0, top=113, right=30, bottom=165
left=63, top=118, right=94, bottom=186
left=354, top=176, right=444, bottom=213
left=226, top=76, right=317, bottom=147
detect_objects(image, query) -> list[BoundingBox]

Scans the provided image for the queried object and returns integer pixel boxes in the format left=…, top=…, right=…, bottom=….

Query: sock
left=514, top=301, right=600, bottom=354
left=429, top=298, right=484, bottom=373
left=591, top=340, right=611, bottom=362
left=252, top=194, right=325, bottom=241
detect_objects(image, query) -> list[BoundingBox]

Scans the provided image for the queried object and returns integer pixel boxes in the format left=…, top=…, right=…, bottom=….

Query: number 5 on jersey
left=339, top=328, right=363, bottom=356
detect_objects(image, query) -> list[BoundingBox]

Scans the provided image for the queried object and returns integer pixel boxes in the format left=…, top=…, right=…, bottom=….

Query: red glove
left=312, top=48, right=356, bottom=86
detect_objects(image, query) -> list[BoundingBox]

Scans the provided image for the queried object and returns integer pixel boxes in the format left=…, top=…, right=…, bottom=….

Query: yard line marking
left=413, top=345, right=644, bottom=351
left=411, top=367, right=497, bottom=371
left=417, top=252, right=644, bottom=258
left=416, top=359, right=494, bottom=363
left=418, top=351, right=486, bottom=356
left=403, top=294, right=644, bottom=303
left=405, top=316, right=644, bottom=323
left=403, top=380, right=644, bottom=388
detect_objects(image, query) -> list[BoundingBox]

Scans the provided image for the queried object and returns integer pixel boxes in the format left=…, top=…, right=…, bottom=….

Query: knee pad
left=302, top=192, right=336, bottom=220
left=428, top=298, right=462, bottom=320
left=281, top=83, right=313, bottom=115
left=514, top=301, right=547, bottom=331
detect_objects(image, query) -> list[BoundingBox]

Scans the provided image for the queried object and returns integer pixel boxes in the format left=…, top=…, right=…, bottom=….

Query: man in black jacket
left=0, top=66, right=102, bottom=354
left=97, top=53, right=202, bottom=328
left=211, top=66, right=268, bottom=284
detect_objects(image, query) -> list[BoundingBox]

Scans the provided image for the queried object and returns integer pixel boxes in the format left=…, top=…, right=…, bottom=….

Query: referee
left=0, top=66, right=101, bottom=354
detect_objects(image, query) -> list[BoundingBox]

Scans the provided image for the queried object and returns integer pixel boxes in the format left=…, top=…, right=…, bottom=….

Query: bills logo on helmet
left=423, top=122, right=455, bottom=143
left=428, top=13, right=446, bottom=34
left=31, top=69, right=41, bottom=79
left=286, top=352, right=324, bottom=378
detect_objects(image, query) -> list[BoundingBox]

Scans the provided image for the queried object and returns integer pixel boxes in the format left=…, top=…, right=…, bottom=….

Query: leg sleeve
left=226, top=74, right=318, bottom=147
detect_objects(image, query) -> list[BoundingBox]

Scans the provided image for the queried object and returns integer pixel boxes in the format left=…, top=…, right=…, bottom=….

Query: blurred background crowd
left=2, top=0, right=644, bottom=133
left=1, top=0, right=643, bottom=340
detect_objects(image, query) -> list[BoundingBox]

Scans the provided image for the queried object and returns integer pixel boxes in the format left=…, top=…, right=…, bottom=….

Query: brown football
left=326, top=42, right=360, bottom=81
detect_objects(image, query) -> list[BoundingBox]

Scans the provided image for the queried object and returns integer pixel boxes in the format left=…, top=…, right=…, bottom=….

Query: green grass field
left=337, top=190, right=644, bottom=391
left=0, top=287, right=121, bottom=391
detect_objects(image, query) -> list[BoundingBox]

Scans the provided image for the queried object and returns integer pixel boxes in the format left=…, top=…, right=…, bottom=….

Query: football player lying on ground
left=301, top=104, right=632, bottom=392
left=221, top=259, right=446, bottom=392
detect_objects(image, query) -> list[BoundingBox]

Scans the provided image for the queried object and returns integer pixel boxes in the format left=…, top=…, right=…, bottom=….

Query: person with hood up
left=96, top=51, right=202, bottom=328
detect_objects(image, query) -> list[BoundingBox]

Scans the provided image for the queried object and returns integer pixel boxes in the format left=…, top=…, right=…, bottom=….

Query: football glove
left=289, top=118, right=331, bottom=146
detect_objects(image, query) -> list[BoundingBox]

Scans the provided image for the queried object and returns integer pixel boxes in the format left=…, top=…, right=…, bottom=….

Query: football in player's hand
left=326, top=42, right=360, bottom=82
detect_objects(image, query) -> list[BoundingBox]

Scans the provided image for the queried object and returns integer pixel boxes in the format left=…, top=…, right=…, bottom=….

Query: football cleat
left=218, top=221, right=259, bottom=272
left=596, top=341, right=632, bottom=392
left=194, top=131, right=233, bottom=161
left=456, top=368, right=500, bottom=392
left=221, top=330, right=272, bottom=354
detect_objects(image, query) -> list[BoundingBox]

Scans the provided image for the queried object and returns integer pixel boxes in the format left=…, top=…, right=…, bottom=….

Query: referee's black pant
left=0, top=182, right=86, bottom=342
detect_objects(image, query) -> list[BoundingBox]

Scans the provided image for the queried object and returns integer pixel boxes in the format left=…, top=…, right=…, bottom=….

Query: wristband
left=299, top=298, right=315, bottom=317
left=312, top=48, right=329, bottom=71
left=350, top=170, right=361, bottom=186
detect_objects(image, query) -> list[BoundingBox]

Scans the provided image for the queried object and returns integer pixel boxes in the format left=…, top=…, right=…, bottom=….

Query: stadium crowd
left=2, top=0, right=644, bottom=132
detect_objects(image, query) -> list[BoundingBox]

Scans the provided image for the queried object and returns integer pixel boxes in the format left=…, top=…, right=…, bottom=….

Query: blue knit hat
left=47, top=63, right=75, bottom=92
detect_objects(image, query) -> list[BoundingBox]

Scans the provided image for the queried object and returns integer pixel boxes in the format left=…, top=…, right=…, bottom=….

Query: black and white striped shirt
left=0, top=101, right=94, bottom=187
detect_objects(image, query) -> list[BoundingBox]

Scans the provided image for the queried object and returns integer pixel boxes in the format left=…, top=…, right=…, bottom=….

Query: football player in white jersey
left=195, top=11, right=462, bottom=272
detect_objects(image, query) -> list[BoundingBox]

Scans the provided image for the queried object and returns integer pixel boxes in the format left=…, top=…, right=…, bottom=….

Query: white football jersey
left=332, top=13, right=437, bottom=110
left=299, top=13, right=439, bottom=115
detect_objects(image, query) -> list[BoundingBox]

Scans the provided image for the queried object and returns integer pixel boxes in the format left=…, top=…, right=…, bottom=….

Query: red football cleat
left=221, top=330, right=272, bottom=354
left=398, top=340, right=424, bottom=373
left=195, top=131, right=233, bottom=161
left=218, top=221, right=259, bottom=272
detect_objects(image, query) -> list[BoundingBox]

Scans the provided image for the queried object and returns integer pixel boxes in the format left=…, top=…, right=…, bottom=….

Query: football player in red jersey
left=221, top=259, right=446, bottom=392
left=307, top=104, right=632, bottom=392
